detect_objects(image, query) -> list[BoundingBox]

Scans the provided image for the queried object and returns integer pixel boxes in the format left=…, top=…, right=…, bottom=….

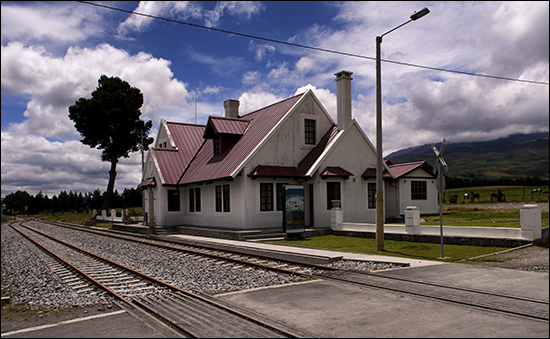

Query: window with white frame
left=304, top=119, right=316, bottom=145
left=189, top=188, right=201, bottom=212
left=411, top=181, right=427, bottom=200
left=260, top=183, right=273, bottom=211
left=368, top=182, right=376, bottom=209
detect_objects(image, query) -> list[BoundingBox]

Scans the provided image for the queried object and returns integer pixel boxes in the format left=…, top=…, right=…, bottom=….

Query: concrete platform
left=165, top=233, right=444, bottom=268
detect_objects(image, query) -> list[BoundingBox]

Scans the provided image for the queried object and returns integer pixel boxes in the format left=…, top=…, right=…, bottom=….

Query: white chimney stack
left=334, top=71, right=353, bottom=130
left=224, top=99, right=239, bottom=118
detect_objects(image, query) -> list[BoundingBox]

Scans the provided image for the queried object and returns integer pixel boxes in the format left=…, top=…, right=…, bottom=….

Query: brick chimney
left=334, top=71, right=353, bottom=130
left=224, top=99, right=239, bottom=118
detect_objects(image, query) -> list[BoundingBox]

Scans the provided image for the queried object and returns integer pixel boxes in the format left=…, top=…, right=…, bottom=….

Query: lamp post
left=375, top=7, right=429, bottom=251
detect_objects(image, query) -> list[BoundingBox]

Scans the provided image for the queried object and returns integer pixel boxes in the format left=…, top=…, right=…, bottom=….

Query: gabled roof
left=320, top=166, right=354, bottom=179
left=203, top=116, right=250, bottom=139
left=362, top=161, right=436, bottom=180
left=152, top=122, right=205, bottom=185
left=387, top=161, right=436, bottom=178
left=296, top=125, right=340, bottom=177
left=177, top=93, right=305, bottom=185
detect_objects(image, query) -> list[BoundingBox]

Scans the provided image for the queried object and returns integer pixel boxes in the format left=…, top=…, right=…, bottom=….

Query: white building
left=139, top=71, right=439, bottom=228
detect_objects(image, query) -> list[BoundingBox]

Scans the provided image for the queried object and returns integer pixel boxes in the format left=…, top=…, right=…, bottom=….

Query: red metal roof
left=362, top=161, right=435, bottom=179
left=203, top=116, right=250, bottom=138
left=296, top=125, right=340, bottom=176
left=388, top=161, right=435, bottom=178
left=248, top=165, right=299, bottom=178
left=320, top=166, right=354, bottom=179
left=178, top=93, right=304, bottom=185
left=154, top=123, right=205, bottom=185
left=138, top=177, right=156, bottom=188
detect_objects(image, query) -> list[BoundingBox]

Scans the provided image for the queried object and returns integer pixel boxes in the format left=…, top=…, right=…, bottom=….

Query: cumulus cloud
left=117, top=0, right=264, bottom=36
left=1, top=41, right=193, bottom=197
left=1, top=2, right=105, bottom=45
left=1, top=42, right=192, bottom=139
left=1, top=1, right=548, bottom=198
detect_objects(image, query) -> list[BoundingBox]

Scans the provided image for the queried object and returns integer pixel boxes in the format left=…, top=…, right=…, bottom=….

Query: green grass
left=268, top=235, right=510, bottom=262
left=419, top=210, right=549, bottom=228
left=444, top=185, right=549, bottom=204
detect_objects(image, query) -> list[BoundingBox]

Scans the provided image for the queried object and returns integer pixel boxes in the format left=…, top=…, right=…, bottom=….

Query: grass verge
left=268, top=235, right=511, bottom=263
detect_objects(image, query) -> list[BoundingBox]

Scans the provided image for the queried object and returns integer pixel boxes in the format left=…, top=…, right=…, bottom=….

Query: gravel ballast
left=2, top=221, right=398, bottom=311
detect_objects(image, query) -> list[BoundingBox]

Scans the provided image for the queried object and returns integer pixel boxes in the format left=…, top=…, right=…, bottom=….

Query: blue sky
left=1, top=1, right=549, bottom=198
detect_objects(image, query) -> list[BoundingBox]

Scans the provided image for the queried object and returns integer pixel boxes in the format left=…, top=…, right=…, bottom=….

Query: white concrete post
left=92, top=209, right=98, bottom=218
left=331, top=200, right=343, bottom=230
left=520, top=204, right=541, bottom=241
left=110, top=209, right=116, bottom=221
left=101, top=210, right=107, bottom=220
left=405, top=206, right=420, bottom=234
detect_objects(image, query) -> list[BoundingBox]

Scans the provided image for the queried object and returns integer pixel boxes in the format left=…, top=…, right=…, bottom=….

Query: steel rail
left=38, top=219, right=550, bottom=303
left=29, top=219, right=549, bottom=322
left=8, top=223, right=130, bottom=303
left=17, top=220, right=317, bottom=338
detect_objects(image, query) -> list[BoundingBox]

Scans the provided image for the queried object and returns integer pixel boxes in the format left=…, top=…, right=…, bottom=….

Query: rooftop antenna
left=195, top=83, right=197, bottom=124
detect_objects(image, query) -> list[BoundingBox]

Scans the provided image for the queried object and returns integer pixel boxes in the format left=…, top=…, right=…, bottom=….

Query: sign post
left=282, top=184, right=305, bottom=239
left=432, top=138, right=449, bottom=259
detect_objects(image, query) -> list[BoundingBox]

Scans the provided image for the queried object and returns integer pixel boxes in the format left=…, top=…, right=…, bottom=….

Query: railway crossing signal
left=431, top=138, right=448, bottom=259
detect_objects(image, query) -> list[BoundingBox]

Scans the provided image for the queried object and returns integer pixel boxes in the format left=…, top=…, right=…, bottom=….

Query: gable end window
left=305, top=119, right=316, bottom=145
left=411, top=181, right=427, bottom=200
left=168, top=190, right=180, bottom=212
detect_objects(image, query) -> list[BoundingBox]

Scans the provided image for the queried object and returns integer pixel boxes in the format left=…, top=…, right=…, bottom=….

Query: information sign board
left=282, top=184, right=305, bottom=238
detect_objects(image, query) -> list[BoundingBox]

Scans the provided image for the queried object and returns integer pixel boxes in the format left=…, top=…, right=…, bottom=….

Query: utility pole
left=140, top=129, right=144, bottom=182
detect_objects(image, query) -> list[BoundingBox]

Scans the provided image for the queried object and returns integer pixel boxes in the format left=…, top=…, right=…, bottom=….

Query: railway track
left=8, top=221, right=318, bottom=338
left=11, top=219, right=550, bottom=327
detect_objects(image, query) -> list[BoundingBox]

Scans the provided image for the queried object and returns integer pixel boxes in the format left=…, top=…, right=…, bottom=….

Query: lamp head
left=410, top=7, right=430, bottom=21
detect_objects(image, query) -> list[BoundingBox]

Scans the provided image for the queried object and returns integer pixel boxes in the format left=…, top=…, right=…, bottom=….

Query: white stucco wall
left=396, top=168, right=438, bottom=215
left=314, top=122, right=378, bottom=226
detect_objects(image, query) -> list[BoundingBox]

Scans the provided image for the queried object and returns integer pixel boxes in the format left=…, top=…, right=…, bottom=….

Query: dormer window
left=203, top=116, right=250, bottom=158
left=213, top=136, right=221, bottom=156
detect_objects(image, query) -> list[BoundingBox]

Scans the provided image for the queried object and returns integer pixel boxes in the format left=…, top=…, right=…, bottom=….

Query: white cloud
left=117, top=1, right=203, bottom=36
left=1, top=2, right=105, bottom=45
left=1, top=42, right=192, bottom=139
left=117, top=1, right=264, bottom=36
left=238, top=88, right=283, bottom=115
left=295, top=84, right=336, bottom=122
left=249, top=42, right=276, bottom=61
left=0, top=130, right=141, bottom=197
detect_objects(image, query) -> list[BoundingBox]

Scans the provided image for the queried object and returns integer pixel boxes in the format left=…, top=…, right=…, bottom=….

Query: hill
left=385, top=132, right=549, bottom=179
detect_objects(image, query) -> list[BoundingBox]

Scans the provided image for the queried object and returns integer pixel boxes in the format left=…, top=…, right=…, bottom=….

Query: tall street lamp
left=376, top=7, right=430, bottom=251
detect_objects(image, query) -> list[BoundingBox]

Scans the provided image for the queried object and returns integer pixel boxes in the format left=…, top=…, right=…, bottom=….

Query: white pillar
left=330, top=200, right=343, bottom=229
left=520, top=204, right=541, bottom=241
left=405, top=206, right=420, bottom=234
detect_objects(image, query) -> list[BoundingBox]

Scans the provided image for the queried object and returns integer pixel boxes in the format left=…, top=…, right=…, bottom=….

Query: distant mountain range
left=385, top=132, right=549, bottom=179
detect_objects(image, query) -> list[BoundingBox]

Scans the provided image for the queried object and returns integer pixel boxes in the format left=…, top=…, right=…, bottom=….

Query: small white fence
left=331, top=204, right=543, bottom=241
left=93, top=209, right=143, bottom=223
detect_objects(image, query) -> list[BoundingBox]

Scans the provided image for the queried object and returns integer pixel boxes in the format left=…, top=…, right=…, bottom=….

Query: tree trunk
left=101, top=159, right=118, bottom=211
